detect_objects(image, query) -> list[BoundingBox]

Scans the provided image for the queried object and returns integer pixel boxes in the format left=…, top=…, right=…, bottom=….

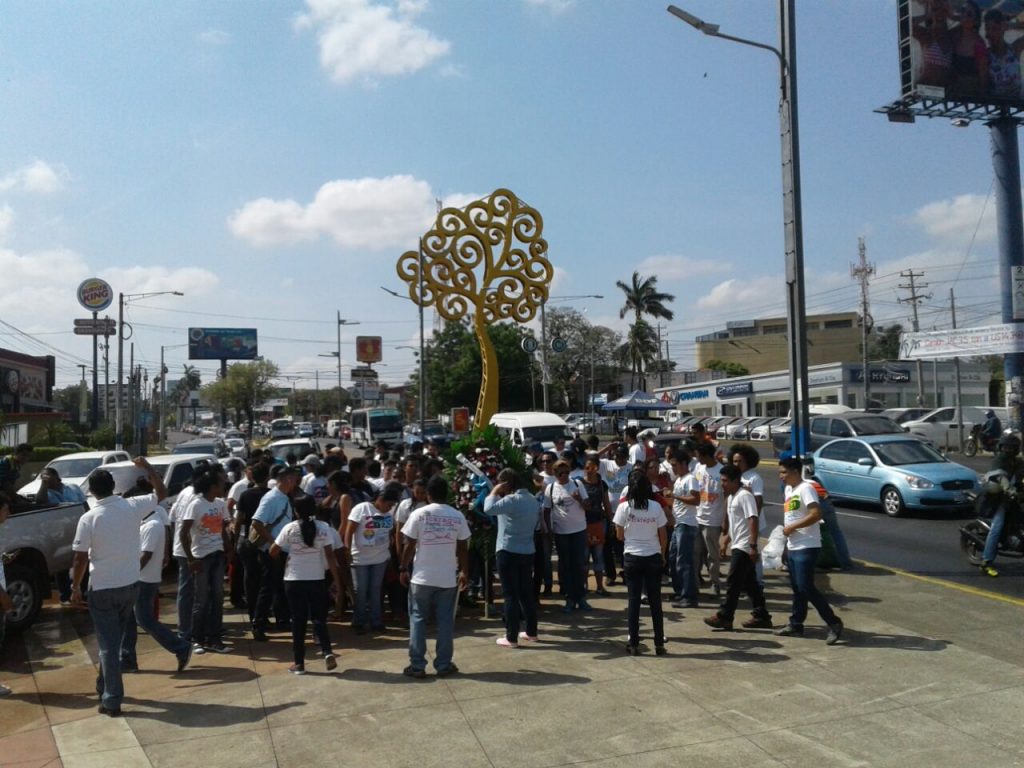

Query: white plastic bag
left=761, top=525, right=786, bottom=571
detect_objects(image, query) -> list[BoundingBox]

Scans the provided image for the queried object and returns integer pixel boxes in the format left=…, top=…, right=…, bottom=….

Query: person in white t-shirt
left=667, top=451, right=700, bottom=608
left=730, top=444, right=766, bottom=588
left=613, top=469, right=668, bottom=656
left=624, top=427, right=647, bottom=467
left=399, top=475, right=471, bottom=678
left=776, top=458, right=844, bottom=645
left=679, top=443, right=726, bottom=598
left=596, top=443, right=631, bottom=586
left=344, top=481, right=404, bottom=634
left=120, top=479, right=192, bottom=674
left=271, top=495, right=342, bottom=675
left=70, top=459, right=168, bottom=716
left=704, top=464, right=772, bottom=632
left=179, top=471, right=232, bottom=654
left=542, top=460, right=591, bottom=613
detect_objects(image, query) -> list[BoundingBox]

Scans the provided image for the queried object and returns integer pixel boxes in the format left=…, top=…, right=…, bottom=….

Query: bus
left=269, top=417, right=296, bottom=440
left=350, top=407, right=403, bottom=448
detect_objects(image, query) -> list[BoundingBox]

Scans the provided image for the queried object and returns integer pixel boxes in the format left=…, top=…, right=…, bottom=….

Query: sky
left=0, top=0, right=1010, bottom=397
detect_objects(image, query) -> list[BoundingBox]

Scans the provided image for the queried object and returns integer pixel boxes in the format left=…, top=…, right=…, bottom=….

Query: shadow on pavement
left=123, top=697, right=301, bottom=725
left=838, top=630, right=949, bottom=651
left=340, top=667, right=591, bottom=686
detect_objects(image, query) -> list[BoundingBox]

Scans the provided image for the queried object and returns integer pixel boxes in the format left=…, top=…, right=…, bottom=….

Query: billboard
left=356, top=336, right=382, bottom=363
left=898, top=0, right=1024, bottom=108
left=188, top=328, right=258, bottom=360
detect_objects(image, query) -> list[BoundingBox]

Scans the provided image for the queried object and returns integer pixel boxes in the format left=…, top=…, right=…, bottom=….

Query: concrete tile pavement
left=0, top=566, right=1022, bottom=768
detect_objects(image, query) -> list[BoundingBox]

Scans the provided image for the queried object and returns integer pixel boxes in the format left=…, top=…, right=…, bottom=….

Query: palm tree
left=616, top=271, right=675, bottom=389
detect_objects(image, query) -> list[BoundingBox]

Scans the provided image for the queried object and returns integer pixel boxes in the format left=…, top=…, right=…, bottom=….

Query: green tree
left=202, top=360, right=279, bottom=429
left=420, top=319, right=536, bottom=416
left=705, top=359, right=750, bottom=377
left=544, top=308, right=623, bottom=411
left=869, top=324, right=904, bottom=361
left=616, top=271, right=675, bottom=389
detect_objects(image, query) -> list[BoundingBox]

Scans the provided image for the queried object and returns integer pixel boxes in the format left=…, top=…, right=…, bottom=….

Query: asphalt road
left=754, top=456, right=1023, bottom=601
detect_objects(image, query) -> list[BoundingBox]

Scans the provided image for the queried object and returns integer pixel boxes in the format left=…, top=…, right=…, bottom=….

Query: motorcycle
left=959, top=470, right=1024, bottom=564
left=962, top=424, right=1000, bottom=457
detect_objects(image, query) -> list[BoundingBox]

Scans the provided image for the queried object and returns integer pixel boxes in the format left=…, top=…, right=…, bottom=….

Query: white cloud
left=0, top=160, right=67, bottom=195
left=99, top=265, right=221, bottom=297
left=295, top=0, right=450, bottom=85
left=524, top=0, right=575, bottom=13
left=636, top=254, right=728, bottom=282
left=0, top=205, right=14, bottom=240
left=911, top=192, right=997, bottom=244
left=229, top=174, right=479, bottom=251
left=696, top=276, right=783, bottom=313
left=197, top=28, right=231, bottom=45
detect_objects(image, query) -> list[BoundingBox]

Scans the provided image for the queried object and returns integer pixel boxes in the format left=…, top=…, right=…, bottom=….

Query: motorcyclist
left=980, top=409, right=1002, bottom=451
left=980, top=433, right=1023, bottom=577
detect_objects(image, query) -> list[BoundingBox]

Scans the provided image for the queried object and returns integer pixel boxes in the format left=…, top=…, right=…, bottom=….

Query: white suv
left=902, top=406, right=1006, bottom=450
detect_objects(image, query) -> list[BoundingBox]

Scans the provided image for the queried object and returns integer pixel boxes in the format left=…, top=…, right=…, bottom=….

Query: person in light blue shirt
left=35, top=468, right=88, bottom=507
left=250, top=466, right=299, bottom=638
left=484, top=469, right=540, bottom=647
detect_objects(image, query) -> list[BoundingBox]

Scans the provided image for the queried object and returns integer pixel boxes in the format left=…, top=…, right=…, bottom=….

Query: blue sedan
left=811, top=435, right=978, bottom=517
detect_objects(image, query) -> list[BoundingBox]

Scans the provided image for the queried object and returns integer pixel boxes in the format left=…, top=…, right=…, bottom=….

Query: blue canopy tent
left=601, top=390, right=674, bottom=411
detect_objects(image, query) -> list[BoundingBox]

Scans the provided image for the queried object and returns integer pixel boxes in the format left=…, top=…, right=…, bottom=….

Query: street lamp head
left=667, top=5, right=719, bottom=35
left=172, top=291, right=184, bottom=296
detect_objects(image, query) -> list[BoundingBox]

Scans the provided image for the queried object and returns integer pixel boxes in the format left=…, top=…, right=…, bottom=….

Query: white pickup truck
left=2, top=499, right=87, bottom=632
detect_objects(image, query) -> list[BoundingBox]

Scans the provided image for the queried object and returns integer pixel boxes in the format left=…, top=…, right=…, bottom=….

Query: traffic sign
left=351, top=366, right=378, bottom=382
left=73, top=318, right=116, bottom=336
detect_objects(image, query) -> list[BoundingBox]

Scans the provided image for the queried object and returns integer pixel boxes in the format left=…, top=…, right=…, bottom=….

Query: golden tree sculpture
left=397, top=189, right=552, bottom=427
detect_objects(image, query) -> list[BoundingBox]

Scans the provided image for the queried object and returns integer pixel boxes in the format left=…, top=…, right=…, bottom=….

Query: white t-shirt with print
left=347, top=501, right=394, bottom=566
left=183, top=496, right=230, bottom=558
left=726, top=488, right=760, bottom=555
left=671, top=473, right=698, bottom=527
left=783, top=482, right=822, bottom=551
left=600, top=459, right=631, bottom=504
left=275, top=519, right=335, bottom=581
left=168, top=485, right=198, bottom=559
left=694, top=462, right=725, bottom=527
left=401, top=502, right=471, bottom=588
left=542, top=479, right=588, bottom=535
left=613, top=501, right=666, bottom=557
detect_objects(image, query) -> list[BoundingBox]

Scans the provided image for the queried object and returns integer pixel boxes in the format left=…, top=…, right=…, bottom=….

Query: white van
left=350, top=407, right=403, bottom=448
left=489, top=412, right=573, bottom=449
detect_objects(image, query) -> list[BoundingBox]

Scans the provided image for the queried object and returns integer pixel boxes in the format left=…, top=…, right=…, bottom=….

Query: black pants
left=284, top=580, right=332, bottom=667
left=623, top=553, right=664, bottom=647
left=719, top=550, right=768, bottom=622
left=229, top=533, right=246, bottom=606
left=496, top=550, right=537, bottom=642
left=238, top=539, right=262, bottom=623
left=254, top=549, right=290, bottom=630
left=603, top=523, right=622, bottom=581
left=533, top=532, right=552, bottom=596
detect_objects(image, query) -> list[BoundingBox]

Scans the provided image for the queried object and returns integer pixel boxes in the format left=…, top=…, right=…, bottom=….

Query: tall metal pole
left=779, top=0, right=810, bottom=458
left=336, top=310, right=343, bottom=418
left=540, top=300, right=550, bottom=412
left=991, top=117, right=1024, bottom=432
left=115, top=293, right=124, bottom=450
left=91, top=310, right=99, bottom=430
left=418, top=237, right=426, bottom=436
left=159, top=345, right=167, bottom=450
left=951, top=289, right=964, bottom=451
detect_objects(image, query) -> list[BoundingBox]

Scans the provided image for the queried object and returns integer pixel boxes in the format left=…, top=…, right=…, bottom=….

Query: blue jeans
left=786, top=547, right=839, bottom=629
left=983, top=504, right=1006, bottom=563
left=122, top=581, right=190, bottom=666
left=351, top=561, right=388, bottom=628
left=496, top=550, right=537, bottom=642
left=408, top=582, right=458, bottom=672
left=90, top=583, right=138, bottom=711
left=175, top=556, right=194, bottom=640
left=670, top=524, right=699, bottom=601
left=554, top=531, right=587, bottom=605
left=192, top=551, right=226, bottom=645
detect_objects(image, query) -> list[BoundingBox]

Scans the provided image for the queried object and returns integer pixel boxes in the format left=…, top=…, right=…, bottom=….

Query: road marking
left=835, top=510, right=877, bottom=520
left=856, top=557, right=1024, bottom=607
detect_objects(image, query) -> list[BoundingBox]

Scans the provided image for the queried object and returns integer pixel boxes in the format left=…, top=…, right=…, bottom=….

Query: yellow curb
left=856, top=558, right=1024, bottom=608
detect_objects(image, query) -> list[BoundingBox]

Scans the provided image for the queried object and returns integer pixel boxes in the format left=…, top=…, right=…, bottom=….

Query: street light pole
left=667, top=2, right=810, bottom=457
left=115, top=290, right=184, bottom=451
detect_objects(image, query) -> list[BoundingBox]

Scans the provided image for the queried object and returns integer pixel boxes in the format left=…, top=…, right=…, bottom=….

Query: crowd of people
left=0, top=426, right=852, bottom=712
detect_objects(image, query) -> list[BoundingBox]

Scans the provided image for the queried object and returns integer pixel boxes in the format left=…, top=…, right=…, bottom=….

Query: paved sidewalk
left=1, top=566, right=1022, bottom=768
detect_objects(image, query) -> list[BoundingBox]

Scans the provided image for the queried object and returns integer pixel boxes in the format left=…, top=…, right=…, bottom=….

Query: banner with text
left=900, top=323, right=1024, bottom=359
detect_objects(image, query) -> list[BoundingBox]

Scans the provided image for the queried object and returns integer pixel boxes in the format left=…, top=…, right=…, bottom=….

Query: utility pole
left=897, top=269, right=931, bottom=406
left=656, top=323, right=664, bottom=389
left=951, top=289, right=964, bottom=452
left=851, top=237, right=875, bottom=409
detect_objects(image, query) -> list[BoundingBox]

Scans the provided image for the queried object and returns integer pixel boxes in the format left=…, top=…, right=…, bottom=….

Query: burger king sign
left=77, top=278, right=113, bottom=312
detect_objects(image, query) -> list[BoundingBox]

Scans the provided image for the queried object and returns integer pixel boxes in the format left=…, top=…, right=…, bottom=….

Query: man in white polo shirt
left=71, top=458, right=167, bottom=716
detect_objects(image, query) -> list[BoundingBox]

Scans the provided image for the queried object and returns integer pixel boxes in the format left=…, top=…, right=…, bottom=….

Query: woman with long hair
left=271, top=495, right=342, bottom=674
left=613, top=470, right=668, bottom=656
left=344, top=481, right=404, bottom=634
